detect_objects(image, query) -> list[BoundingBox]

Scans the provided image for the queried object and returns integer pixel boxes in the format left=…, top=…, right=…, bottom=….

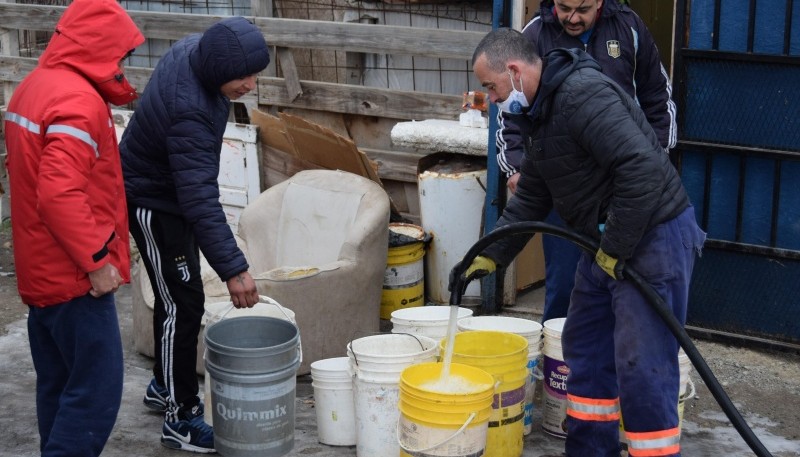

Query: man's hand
left=88, top=263, right=122, bottom=297
left=226, top=271, right=259, bottom=308
left=507, top=172, right=521, bottom=194
left=449, top=255, right=496, bottom=292
left=595, top=249, right=624, bottom=280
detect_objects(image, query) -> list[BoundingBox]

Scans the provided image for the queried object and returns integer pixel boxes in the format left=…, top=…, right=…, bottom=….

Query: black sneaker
left=161, top=403, right=215, bottom=453
left=143, top=377, right=169, bottom=412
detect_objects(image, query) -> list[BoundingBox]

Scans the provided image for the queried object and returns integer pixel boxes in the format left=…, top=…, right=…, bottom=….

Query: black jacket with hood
left=496, top=0, right=677, bottom=177
left=120, top=17, right=270, bottom=282
left=482, top=48, right=689, bottom=266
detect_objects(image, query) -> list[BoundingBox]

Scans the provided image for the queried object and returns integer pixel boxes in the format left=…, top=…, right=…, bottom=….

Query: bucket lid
left=389, top=223, right=426, bottom=247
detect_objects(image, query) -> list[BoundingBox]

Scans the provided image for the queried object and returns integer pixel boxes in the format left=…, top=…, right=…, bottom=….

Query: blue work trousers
left=27, top=293, right=124, bottom=457
left=562, top=207, right=705, bottom=457
left=542, top=209, right=583, bottom=322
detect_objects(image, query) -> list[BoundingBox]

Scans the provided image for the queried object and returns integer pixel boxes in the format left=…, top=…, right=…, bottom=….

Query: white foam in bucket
left=310, top=357, right=356, bottom=446
left=202, top=297, right=297, bottom=426
left=542, top=317, right=569, bottom=438
left=205, top=316, right=301, bottom=457
left=390, top=306, right=473, bottom=341
left=457, top=316, right=543, bottom=436
left=347, top=333, right=438, bottom=457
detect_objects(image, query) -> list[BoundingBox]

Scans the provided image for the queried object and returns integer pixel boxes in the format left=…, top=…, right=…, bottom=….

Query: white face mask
left=496, top=71, right=529, bottom=114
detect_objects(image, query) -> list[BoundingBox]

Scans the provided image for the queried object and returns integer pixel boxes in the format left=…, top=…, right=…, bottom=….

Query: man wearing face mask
left=497, top=0, right=677, bottom=323
left=464, top=28, right=705, bottom=457
left=3, top=0, right=144, bottom=455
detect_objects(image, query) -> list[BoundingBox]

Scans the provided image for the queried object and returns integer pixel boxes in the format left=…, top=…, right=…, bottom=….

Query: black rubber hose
left=449, top=221, right=773, bottom=457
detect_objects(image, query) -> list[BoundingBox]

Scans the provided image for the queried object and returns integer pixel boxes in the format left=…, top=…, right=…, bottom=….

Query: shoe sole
left=143, top=397, right=168, bottom=412
left=160, top=435, right=216, bottom=453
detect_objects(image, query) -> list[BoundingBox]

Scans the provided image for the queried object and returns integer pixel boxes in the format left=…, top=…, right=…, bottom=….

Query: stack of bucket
left=541, top=317, right=569, bottom=438
left=381, top=223, right=427, bottom=319
left=347, top=333, right=439, bottom=457
left=204, top=315, right=301, bottom=457
left=398, top=362, right=495, bottom=457
left=456, top=316, right=543, bottom=435
left=441, top=330, right=529, bottom=457
left=309, top=357, right=356, bottom=446
left=391, top=306, right=473, bottom=342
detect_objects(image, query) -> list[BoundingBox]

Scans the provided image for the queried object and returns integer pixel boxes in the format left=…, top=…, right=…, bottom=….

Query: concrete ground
left=1, top=282, right=799, bottom=456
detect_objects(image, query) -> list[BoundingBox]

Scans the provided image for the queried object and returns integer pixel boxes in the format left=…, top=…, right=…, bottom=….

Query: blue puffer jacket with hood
left=120, top=17, right=270, bottom=281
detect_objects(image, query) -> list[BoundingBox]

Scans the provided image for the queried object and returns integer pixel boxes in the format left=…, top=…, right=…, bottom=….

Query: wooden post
left=0, top=0, right=20, bottom=107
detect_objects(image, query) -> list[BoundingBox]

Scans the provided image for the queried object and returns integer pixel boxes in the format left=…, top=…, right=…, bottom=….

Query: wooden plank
left=0, top=56, right=458, bottom=121
left=258, top=77, right=462, bottom=121
left=276, top=47, right=302, bottom=102
left=0, top=3, right=483, bottom=60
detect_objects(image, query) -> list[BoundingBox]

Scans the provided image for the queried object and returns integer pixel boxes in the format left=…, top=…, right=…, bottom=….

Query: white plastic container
left=542, top=317, right=568, bottom=438
left=390, top=306, right=474, bottom=341
left=310, top=357, right=356, bottom=446
left=418, top=154, right=487, bottom=305
left=347, top=333, right=438, bottom=457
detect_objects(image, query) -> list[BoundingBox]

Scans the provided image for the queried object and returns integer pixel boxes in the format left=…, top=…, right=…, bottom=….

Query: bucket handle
left=397, top=412, right=477, bottom=455
left=347, top=332, right=428, bottom=367
left=206, top=295, right=303, bottom=365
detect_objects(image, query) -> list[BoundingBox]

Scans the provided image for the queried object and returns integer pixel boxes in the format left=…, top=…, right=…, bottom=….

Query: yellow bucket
left=398, top=362, right=495, bottom=457
left=441, top=330, right=529, bottom=457
left=381, top=223, right=426, bottom=319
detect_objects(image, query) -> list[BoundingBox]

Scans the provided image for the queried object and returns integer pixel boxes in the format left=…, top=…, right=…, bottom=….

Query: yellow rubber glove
left=448, top=255, right=496, bottom=293
left=595, top=248, right=624, bottom=280
left=464, top=255, right=496, bottom=282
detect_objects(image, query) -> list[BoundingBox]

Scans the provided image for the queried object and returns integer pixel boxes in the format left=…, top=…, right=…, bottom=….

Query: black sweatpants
left=129, top=205, right=205, bottom=422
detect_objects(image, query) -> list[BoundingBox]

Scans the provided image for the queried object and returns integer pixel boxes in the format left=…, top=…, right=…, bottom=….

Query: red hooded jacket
left=3, top=0, right=144, bottom=306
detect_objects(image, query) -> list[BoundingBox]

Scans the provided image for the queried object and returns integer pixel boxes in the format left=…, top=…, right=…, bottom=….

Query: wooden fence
left=0, top=2, right=485, bottom=122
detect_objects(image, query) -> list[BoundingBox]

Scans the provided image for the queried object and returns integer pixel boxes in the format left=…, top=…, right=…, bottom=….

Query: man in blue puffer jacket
left=120, top=17, right=268, bottom=453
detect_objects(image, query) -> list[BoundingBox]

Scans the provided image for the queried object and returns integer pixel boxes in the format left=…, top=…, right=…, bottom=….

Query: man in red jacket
left=2, top=1, right=144, bottom=455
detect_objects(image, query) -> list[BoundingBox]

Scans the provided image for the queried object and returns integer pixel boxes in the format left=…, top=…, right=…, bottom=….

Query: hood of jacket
left=534, top=47, right=602, bottom=111
left=189, top=16, right=271, bottom=92
left=39, top=0, right=144, bottom=105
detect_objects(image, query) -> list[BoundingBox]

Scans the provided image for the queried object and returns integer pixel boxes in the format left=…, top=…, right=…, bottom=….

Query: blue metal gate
left=673, top=0, right=800, bottom=347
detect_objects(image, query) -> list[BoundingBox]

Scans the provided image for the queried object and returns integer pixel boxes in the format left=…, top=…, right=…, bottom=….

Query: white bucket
left=457, top=316, right=543, bottom=435
left=542, top=317, right=568, bottom=438
left=391, top=306, right=473, bottom=341
left=347, top=333, right=439, bottom=457
left=202, top=297, right=297, bottom=426
left=310, top=357, right=356, bottom=446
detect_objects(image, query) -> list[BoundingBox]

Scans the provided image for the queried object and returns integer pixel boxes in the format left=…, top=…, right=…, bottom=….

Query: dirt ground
left=0, top=181, right=799, bottom=456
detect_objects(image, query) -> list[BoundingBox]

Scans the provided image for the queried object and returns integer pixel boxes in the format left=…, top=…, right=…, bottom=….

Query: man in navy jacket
left=120, top=17, right=268, bottom=453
